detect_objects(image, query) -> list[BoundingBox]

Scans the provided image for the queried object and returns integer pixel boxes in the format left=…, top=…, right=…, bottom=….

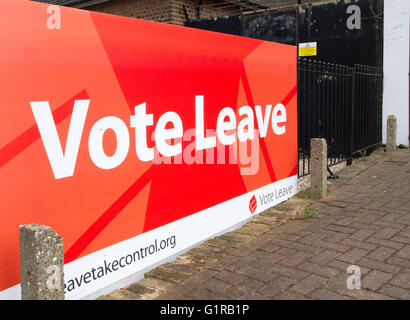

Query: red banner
left=0, top=0, right=297, bottom=299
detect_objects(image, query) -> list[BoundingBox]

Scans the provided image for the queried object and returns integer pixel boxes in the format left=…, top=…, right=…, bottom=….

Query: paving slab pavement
left=98, top=148, right=410, bottom=300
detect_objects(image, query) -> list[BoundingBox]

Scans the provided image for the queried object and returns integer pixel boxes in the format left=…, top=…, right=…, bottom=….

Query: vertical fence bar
left=355, top=65, right=359, bottom=151
left=329, top=63, right=334, bottom=167
left=347, top=67, right=355, bottom=166
left=367, top=67, right=372, bottom=147
left=370, top=67, right=376, bottom=147
left=340, top=64, right=344, bottom=163
left=309, top=59, right=316, bottom=174
left=302, top=58, right=307, bottom=176
left=341, top=65, right=347, bottom=162
left=361, top=65, right=366, bottom=150
left=326, top=62, right=331, bottom=163
left=338, top=64, right=342, bottom=164
left=304, top=59, right=308, bottom=175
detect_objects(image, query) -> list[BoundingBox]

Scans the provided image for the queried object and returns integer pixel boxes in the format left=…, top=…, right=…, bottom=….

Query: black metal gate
left=297, top=58, right=383, bottom=177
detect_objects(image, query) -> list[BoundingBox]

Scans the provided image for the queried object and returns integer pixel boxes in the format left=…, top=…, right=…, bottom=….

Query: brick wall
left=86, top=0, right=174, bottom=24
left=86, top=0, right=241, bottom=25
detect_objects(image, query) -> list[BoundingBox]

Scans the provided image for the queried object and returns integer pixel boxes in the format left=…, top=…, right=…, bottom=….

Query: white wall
left=383, top=0, right=410, bottom=147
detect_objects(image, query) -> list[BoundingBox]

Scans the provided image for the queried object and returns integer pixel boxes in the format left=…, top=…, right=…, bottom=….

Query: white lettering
left=30, top=100, right=89, bottom=179
left=271, top=103, right=287, bottom=135
left=216, top=107, right=236, bottom=145
left=88, top=116, right=129, bottom=170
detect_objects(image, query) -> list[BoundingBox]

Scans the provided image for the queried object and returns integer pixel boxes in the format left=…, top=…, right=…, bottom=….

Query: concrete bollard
left=19, top=224, right=64, bottom=300
left=386, top=115, right=397, bottom=153
left=310, top=138, right=328, bottom=200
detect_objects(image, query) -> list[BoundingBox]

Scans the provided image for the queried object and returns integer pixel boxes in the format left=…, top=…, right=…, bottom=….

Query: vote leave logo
left=249, top=195, right=257, bottom=214
left=29, top=96, right=288, bottom=180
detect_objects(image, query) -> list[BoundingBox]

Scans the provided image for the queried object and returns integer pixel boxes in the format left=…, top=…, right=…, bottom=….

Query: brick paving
left=99, top=148, right=410, bottom=300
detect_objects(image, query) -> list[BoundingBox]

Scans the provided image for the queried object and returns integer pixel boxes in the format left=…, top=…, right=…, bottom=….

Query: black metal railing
left=352, top=64, right=384, bottom=155
left=297, top=58, right=383, bottom=177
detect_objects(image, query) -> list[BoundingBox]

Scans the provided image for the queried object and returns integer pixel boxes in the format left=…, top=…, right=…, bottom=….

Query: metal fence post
left=347, top=67, right=355, bottom=166
left=20, top=224, right=64, bottom=300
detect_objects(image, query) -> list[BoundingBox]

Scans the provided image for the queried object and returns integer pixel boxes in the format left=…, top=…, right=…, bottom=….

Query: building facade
left=383, top=0, right=410, bottom=147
